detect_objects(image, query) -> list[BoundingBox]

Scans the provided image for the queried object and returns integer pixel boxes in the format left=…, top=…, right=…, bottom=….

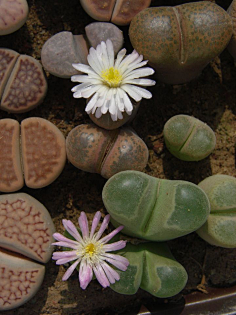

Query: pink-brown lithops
left=80, top=0, right=151, bottom=26
left=227, top=0, right=236, bottom=61
left=66, top=124, right=149, bottom=179
left=0, top=49, right=47, bottom=113
left=129, top=2, right=233, bottom=84
left=0, top=119, right=24, bottom=192
left=21, top=117, right=66, bottom=189
left=41, top=31, right=89, bottom=78
left=0, top=249, right=45, bottom=311
left=0, top=0, right=29, bottom=36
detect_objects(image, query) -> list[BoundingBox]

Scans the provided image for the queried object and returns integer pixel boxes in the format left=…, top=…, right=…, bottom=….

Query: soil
left=0, top=0, right=236, bottom=314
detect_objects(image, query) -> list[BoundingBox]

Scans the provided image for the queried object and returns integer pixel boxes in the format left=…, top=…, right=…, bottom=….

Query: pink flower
left=52, top=211, right=129, bottom=290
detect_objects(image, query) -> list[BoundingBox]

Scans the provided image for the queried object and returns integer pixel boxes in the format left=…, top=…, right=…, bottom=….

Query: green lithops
left=110, top=242, right=188, bottom=298
left=102, top=170, right=210, bottom=241
left=197, top=175, right=236, bottom=248
left=163, top=115, right=216, bottom=161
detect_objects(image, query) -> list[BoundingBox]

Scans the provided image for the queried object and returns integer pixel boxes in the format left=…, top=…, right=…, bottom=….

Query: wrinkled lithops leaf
left=0, top=193, right=55, bottom=263
left=0, top=0, right=29, bottom=36
left=197, top=175, right=236, bottom=248
left=66, top=124, right=148, bottom=179
left=0, top=54, right=47, bottom=113
left=85, top=22, right=124, bottom=55
left=80, top=0, right=116, bottom=21
left=21, top=117, right=66, bottom=189
left=129, top=2, right=233, bottom=84
left=103, top=170, right=210, bottom=241
left=111, top=242, right=188, bottom=298
left=227, top=0, right=236, bottom=61
left=41, top=31, right=89, bottom=78
left=163, top=115, right=216, bottom=161
left=0, top=119, right=24, bottom=192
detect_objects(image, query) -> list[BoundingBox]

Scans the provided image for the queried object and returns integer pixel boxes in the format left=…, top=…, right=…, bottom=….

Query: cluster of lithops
left=0, top=49, right=47, bottom=113
left=0, top=117, right=66, bottom=192
left=0, top=193, right=55, bottom=311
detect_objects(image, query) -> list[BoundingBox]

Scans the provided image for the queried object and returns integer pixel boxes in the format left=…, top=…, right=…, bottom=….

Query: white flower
left=52, top=211, right=129, bottom=289
left=71, top=39, right=156, bottom=121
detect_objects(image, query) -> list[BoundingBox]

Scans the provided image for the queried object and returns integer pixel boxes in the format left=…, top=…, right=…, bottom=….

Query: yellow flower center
left=85, top=243, right=96, bottom=257
left=101, top=67, right=123, bottom=87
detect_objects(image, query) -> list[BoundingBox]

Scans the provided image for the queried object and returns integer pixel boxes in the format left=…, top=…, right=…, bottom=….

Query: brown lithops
left=227, top=0, right=236, bottom=61
left=80, top=0, right=151, bottom=26
left=0, top=49, right=47, bottom=113
left=129, top=2, right=233, bottom=84
left=0, top=117, right=66, bottom=192
left=66, top=124, right=149, bottom=179
left=0, top=0, right=29, bottom=36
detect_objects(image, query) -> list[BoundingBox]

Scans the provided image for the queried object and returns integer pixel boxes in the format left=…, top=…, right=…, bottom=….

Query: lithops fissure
left=129, top=2, right=233, bottom=84
left=0, top=49, right=47, bottom=113
left=163, top=115, right=216, bottom=161
left=197, top=175, right=236, bottom=248
left=66, top=124, right=149, bottom=179
left=0, top=0, right=29, bottom=36
left=0, top=117, right=66, bottom=192
left=103, top=170, right=210, bottom=241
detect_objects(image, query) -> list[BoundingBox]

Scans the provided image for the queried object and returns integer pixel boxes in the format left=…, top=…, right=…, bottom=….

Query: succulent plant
left=129, top=1, right=233, bottom=84
left=163, top=114, right=216, bottom=161
left=227, top=0, right=236, bottom=61
left=66, top=124, right=149, bottom=179
left=110, top=242, right=188, bottom=298
left=103, top=170, right=210, bottom=241
left=197, top=175, right=236, bottom=248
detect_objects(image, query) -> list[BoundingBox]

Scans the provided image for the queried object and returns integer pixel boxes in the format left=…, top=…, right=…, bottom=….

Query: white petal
left=100, top=41, right=110, bottom=69
left=81, top=84, right=102, bottom=98
left=85, top=93, right=99, bottom=112
left=72, top=63, right=94, bottom=74
left=71, top=75, right=90, bottom=83
left=87, top=54, right=103, bottom=74
left=95, top=107, right=103, bottom=118
left=130, top=85, right=153, bottom=99
left=119, top=50, right=140, bottom=70
left=122, top=78, right=156, bottom=86
left=122, top=60, right=148, bottom=77
left=106, top=39, right=115, bottom=68
left=72, top=83, right=92, bottom=98
left=118, top=88, right=133, bottom=112
left=121, top=84, right=142, bottom=102
left=114, top=48, right=126, bottom=68
left=123, top=67, right=155, bottom=80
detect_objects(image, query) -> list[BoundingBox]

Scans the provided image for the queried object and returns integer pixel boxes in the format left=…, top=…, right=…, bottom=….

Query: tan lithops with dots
left=0, top=119, right=24, bottom=192
left=0, top=193, right=55, bottom=263
left=0, top=249, right=45, bottom=311
left=21, top=117, right=66, bottom=189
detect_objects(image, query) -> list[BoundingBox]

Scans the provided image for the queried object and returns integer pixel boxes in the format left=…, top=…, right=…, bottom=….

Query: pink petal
left=101, top=262, right=120, bottom=284
left=51, top=241, right=79, bottom=250
left=62, top=219, right=83, bottom=242
left=93, top=264, right=110, bottom=288
left=99, top=225, right=124, bottom=244
left=103, top=240, right=127, bottom=252
left=53, top=233, right=79, bottom=245
left=52, top=251, right=78, bottom=260
left=79, top=260, right=93, bottom=290
left=55, top=255, right=79, bottom=265
left=103, top=254, right=129, bottom=271
left=95, top=214, right=110, bottom=240
left=62, top=259, right=81, bottom=281
left=90, top=211, right=101, bottom=238
left=78, top=212, right=89, bottom=238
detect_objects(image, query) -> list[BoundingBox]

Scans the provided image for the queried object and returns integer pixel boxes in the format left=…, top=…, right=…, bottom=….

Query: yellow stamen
left=101, top=67, right=122, bottom=87
left=85, top=243, right=96, bottom=257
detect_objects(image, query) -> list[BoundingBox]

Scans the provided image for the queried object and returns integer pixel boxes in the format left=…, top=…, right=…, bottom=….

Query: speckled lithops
left=129, top=1, right=233, bottom=84
left=0, top=48, right=47, bottom=113
left=80, top=0, right=151, bottom=26
left=0, top=0, right=29, bottom=35
left=197, top=175, right=236, bottom=248
left=66, top=124, right=149, bottom=179
left=0, top=192, right=55, bottom=310
left=41, top=31, right=89, bottom=78
left=0, top=117, right=66, bottom=192
left=227, top=0, right=236, bottom=61
left=103, top=170, right=210, bottom=241
left=163, top=115, right=216, bottom=161
left=110, top=242, right=188, bottom=298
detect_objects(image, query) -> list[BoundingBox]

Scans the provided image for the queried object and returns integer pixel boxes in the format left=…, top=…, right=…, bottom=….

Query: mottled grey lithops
left=227, top=0, right=236, bottom=61
left=0, top=49, right=47, bottom=113
left=0, top=0, right=29, bottom=35
left=163, top=115, right=216, bottom=161
left=41, top=31, right=89, bottom=78
left=66, top=124, right=149, bottom=179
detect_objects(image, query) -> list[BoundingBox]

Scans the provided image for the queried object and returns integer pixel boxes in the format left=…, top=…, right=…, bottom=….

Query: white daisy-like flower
left=71, top=39, right=156, bottom=121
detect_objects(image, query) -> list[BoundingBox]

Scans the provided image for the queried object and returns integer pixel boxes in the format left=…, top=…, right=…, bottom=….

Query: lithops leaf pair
left=110, top=242, right=188, bottom=298
left=0, top=0, right=28, bottom=35
left=197, top=175, right=236, bottom=248
left=0, top=117, right=66, bottom=192
left=129, top=1, right=233, bottom=84
left=80, top=0, right=151, bottom=26
left=66, top=124, right=148, bottom=179
left=163, top=115, right=216, bottom=161
left=103, top=171, right=210, bottom=241
left=227, top=0, right=236, bottom=61
left=0, top=193, right=55, bottom=311
left=0, top=49, right=47, bottom=113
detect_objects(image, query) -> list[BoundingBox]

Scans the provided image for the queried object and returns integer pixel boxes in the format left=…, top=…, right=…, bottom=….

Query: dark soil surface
left=1, top=0, right=236, bottom=314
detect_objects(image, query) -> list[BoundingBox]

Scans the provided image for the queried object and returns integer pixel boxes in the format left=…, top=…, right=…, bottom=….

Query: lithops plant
left=0, top=0, right=29, bottom=35
left=110, top=242, right=188, bottom=298
left=227, top=0, right=236, bottom=61
left=0, top=49, right=47, bottom=113
left=163, top=115, right=216, bottom=161
left=197, top=175, right=236, bottom=248
left=103, top=170, right=210, bottom=241
left=66, top=124, right=149, bottom=179
left=80, top=0, right=151, bottom=26
left=0, top=193, right=55, bottom=310
left=129, top=1, right=233, bottom=84
left=0, top=117, right=66, bottom=192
